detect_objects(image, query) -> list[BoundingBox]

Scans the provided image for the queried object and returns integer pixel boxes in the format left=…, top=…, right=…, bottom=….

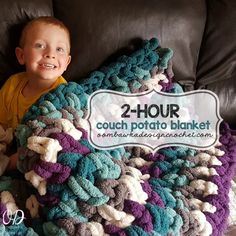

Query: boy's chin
left=34, top=72, right=61, bottom=81
left=27, top=70, right=63, bottom=82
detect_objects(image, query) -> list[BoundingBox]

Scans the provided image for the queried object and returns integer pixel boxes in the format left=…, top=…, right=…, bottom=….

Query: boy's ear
left=65, top=55, right=71, bottom=71
left=15, top=47, right=25, bottom=65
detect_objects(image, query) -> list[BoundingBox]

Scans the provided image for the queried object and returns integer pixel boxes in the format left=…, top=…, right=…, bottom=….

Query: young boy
left=0, top=16, right=71, bottom=170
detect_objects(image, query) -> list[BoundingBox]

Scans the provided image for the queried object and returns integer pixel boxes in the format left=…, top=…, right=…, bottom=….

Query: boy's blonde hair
left=19, top=16, right=71, bottom=50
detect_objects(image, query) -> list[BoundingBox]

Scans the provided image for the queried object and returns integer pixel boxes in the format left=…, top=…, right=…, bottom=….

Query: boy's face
left=15, top=23, right=71, bottom=82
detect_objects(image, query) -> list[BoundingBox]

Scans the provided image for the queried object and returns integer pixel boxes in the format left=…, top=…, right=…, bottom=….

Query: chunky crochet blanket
left=0, top=38, right=236, bottom=236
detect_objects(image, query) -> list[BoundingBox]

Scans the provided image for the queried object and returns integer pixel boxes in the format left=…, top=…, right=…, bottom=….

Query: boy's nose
left=45, top=54, right=55, bottom=59
left=44, top=49, right=56, bottom=59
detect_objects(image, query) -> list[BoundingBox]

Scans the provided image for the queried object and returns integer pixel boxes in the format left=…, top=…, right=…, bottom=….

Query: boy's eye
left=57, top=47, right=65, bottom=53
left=35, top=43, right=45, bottom=49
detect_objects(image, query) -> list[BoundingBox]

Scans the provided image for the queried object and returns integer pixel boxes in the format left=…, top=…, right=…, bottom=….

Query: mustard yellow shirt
left=0, top=72, right=67, bottom=130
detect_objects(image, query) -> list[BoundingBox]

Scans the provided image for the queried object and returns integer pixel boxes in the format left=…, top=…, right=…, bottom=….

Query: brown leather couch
left=0, top=1, right=235, bottom=234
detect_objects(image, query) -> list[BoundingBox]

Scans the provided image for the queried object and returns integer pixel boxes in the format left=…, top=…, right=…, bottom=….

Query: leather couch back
left=196, top=0, right=236, bottom=127
left=53, top=0, right=206, bottom=87
left=0, top=0, right=235, bottom=126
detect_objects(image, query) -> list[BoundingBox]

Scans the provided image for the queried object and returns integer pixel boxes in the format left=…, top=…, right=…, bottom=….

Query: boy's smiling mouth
left=39, top=63, right=57, bottom=69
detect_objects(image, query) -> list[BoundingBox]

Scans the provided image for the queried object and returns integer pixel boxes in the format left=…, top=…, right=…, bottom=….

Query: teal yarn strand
left=43, top=222, right=67, bottom=236
left=159, top=147, right=196, bottom=160
left=165, top=207, right=183, bottom=236
left=57, top=153, right=84, bottom=170
left=0, top=176, right=15, bottom=192
left=131, top=80, right=142, bottom=89
left=156, top=48, right=173, bottom=70
left=47, top=183, right=75, bottom=202
left=2, top=223, right=38, bottom=236
left=162, top=174, right=188, bottom=187
left=67, top=176, right=91, bottom=200
left=146, top=203, right=170, bottom=236
left=77, top=157, right=98, bottom=182
left=103, top=148, right=130, bottom=160
left=150, top=181, right=177, bottom=209
left=67, top=175, right=109, bottom=205
left=83, top=152, right=121, bottom=180
left=125, top=225, right=149, bottom=236
left=59, top=200, right=87, bottom=221
left=47, top=199, right=87, bottom=222
left=15, top=124, right=32, bottom=147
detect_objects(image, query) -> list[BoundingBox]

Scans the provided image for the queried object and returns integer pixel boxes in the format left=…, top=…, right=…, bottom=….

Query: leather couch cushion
left=54, top=0, right=206, bottom=85
left=0, top=0, right=53, bottom=87
left=207, top=80, right=236, bottom=128
left=197, top=0, right=236, bottom=126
